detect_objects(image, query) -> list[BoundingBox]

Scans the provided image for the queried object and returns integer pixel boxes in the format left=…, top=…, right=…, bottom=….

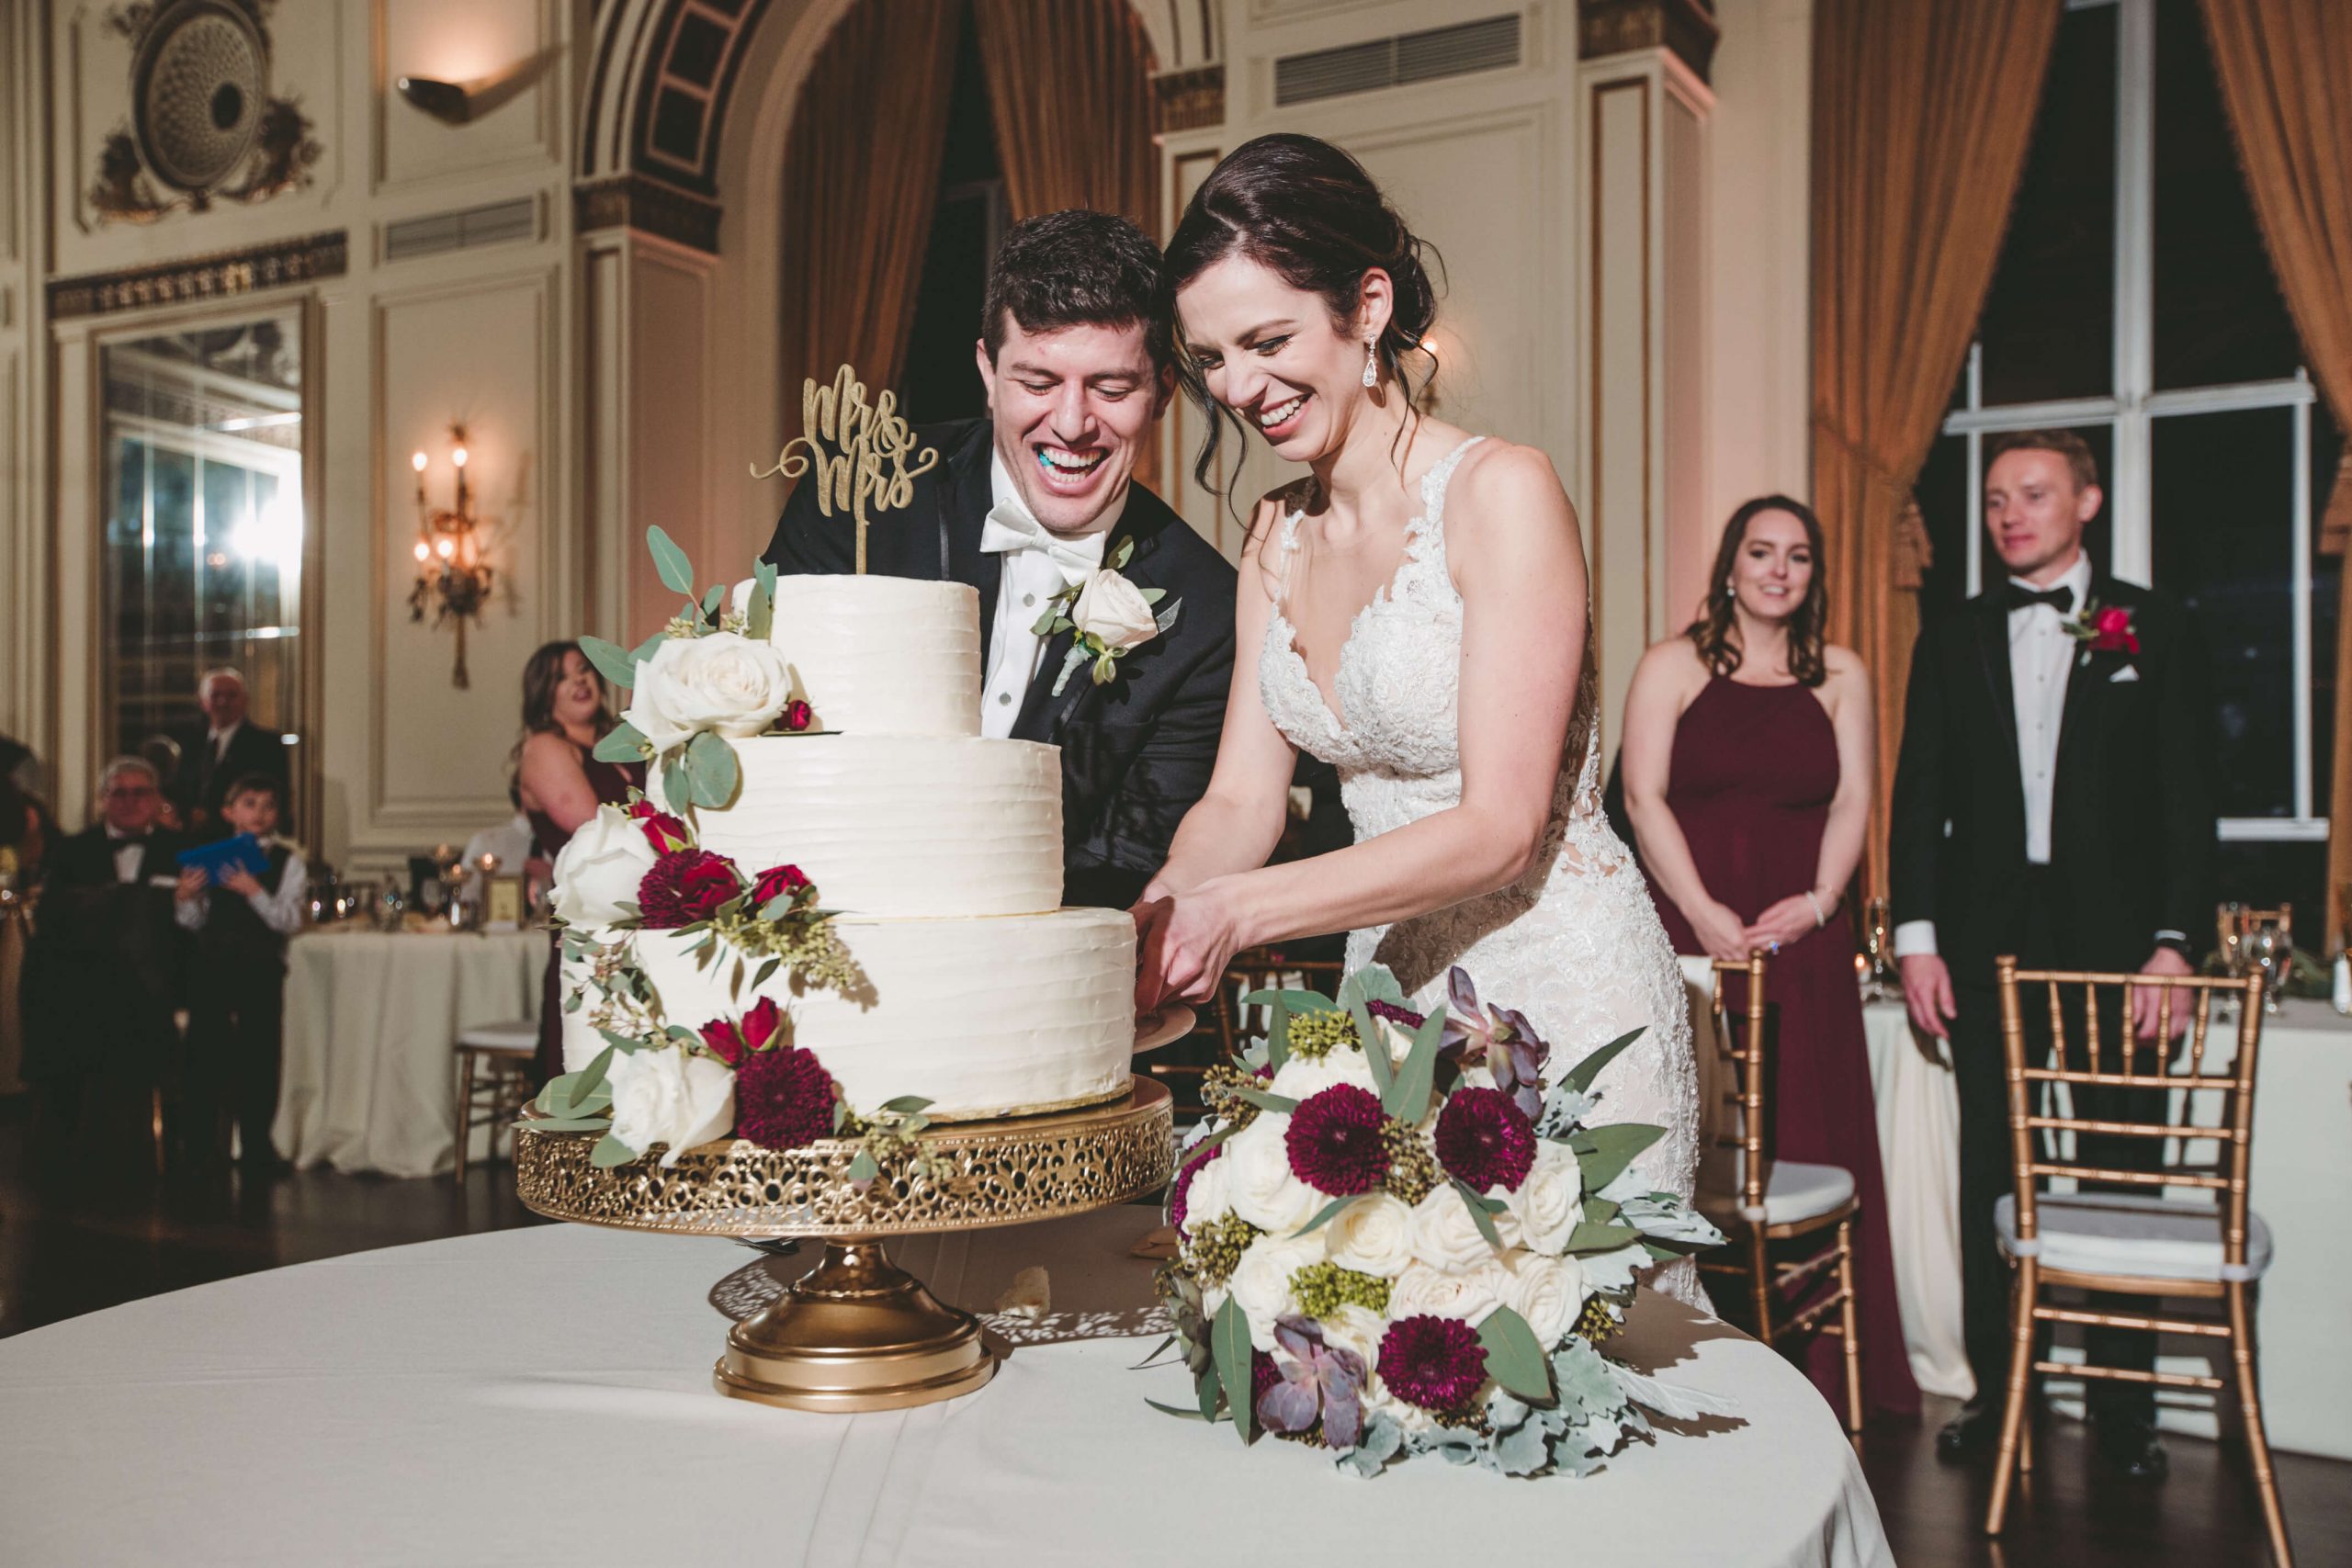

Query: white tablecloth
left=1861, top=995, right=2352, bottom=1459
left=274, top=926, right=546, bottom=1178
left=0, top=1209, right=1892, bottom=1568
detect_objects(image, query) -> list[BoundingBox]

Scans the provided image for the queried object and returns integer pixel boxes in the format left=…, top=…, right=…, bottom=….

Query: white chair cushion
left=456, top=1020, right=540, bottom=1055
left=1758, top=1160, right=1855, bottom=1225
left=1995, top=1190, right=2274, bottom=1282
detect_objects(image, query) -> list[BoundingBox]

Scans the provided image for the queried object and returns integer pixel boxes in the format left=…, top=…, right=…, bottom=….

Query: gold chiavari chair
left=1141, top=948, right=1346, bottom=1123
left=1684, top=953, right=1866, bottom=1434
left=1984, top=958, right=2289, bottom=1565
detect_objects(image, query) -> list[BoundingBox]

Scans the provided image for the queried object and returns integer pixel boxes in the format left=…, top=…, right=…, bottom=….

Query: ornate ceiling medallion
left=90, top=0, right=322, bottom=226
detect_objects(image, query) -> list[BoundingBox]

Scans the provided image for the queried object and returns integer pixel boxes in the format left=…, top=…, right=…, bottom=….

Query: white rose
left=1223, top=1114, right=1322, bottom=1236
left=1269, top=1051, right=1375, bottom=1102
left=1387, top=1258, right=1510, bottom=1324
left=1326, top=1192, right=1415, bottom=1278
left=1069, top=569, right=1159, bottom=650
left=604, top=1043, right=736, bottom=1168
left=1363, top=1375, right=1440, bottom=1437
left=1180, top=1152, right=1234, bottom=1231
left=1225, top=1231, right=1325, bottom=1351
left=1504, top=1248, right=1588, bottom=1348
left=1507, top=1141, right=1587, bottom=1256
left=549, top=805, right=659, bottom=930
left=624, top=631, right=794, bottom=752
left=1320, top=1303, right=1387, bottom=1375
left=1408, top=1184, right=1504, bottom=1273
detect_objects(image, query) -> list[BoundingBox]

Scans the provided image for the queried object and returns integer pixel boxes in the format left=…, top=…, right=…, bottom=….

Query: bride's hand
left=1135, top=880, right=1249, bottom=1009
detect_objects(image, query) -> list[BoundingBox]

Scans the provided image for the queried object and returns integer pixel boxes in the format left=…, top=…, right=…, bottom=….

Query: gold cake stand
left=514, top=1074, right=1176, bottom=1413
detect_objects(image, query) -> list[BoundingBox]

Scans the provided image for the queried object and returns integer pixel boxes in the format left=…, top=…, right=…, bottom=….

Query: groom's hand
left=1899, top=953, right=1957, bottom=1041
left=2132, top=945, right=2195, bottom=1041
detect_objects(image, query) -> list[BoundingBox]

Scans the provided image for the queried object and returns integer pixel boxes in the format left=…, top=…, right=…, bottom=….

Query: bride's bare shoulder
left=1447, top=438, right=1579, bottom=555
left=1237, top=479, right=1316, bottom=563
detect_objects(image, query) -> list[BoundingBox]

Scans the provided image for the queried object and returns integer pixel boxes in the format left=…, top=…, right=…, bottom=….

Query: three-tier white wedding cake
left=560, top=575, right=1136, bottom=1121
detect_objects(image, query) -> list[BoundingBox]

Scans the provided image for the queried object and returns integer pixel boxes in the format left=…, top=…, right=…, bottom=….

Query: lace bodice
left=1259, top=436, right=1701, bottom=1297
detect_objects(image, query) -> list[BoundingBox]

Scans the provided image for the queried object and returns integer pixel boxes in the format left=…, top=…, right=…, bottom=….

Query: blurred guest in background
left=19, top=757, right=188, bottom=1166
left=174, top=774, right=305, bottom=1177
left=514, top=642, right=643, bottom=1082
left=0, top=734, right=48, bottom=1098
left=1623, top=495, right=1918, bottom=1420
left=138, top=735, right=186, bottom=831
left=174, top=668, right=290, bottom=837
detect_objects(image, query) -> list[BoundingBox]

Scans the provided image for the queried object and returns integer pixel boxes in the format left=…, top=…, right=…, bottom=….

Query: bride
left=1133, top=134, right=1700, bottom=1295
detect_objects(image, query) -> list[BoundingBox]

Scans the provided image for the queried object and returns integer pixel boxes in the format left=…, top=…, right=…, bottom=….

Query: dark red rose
left=699, top=1018, right=745, bottom=1066
left=2091, top=606, right=2140, bottom=654
left=752, top=863, right=811, bottom=908
left=782, top=699, right=814, bottom=733
left=637, top=848, right=740, bottom=928
left=696, top=997, right=784, bottom=1067
left=741, top=996, right=784, bottom=1051
left=626, top=799, right=690, bottom=852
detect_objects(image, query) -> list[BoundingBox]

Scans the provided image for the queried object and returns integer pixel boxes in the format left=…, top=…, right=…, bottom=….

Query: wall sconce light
left=395, top=75, right=473, bottom=125
left=407, top=424, right=496, bottom=689
left=394, top=46, right=564, bottom=127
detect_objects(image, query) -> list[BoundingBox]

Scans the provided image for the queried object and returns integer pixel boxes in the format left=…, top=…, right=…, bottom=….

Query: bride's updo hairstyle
left=1164, top=132, right=1442, bottom=499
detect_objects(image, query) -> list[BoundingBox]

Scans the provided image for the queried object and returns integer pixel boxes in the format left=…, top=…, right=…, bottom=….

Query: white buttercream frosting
left=731, top=575, right=979, bottom=738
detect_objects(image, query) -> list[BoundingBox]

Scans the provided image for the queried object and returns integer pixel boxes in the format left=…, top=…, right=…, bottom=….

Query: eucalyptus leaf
left=660, top=753, right=690, bottom=812
left=1140, top=586, right=1167, bottom=604
left=647, top=525, right=695, bottom=594
left=686, top=730, right=741, bottom=808
left=570, top=1044, right=618, bottom=1109
left=1264, top=998, right=1290, bottom=1071
left=1351, top=1002, right=1393, bottom=1098
left=1210, top=1296, right=1255, bottom=1442
left=519, top=1114, right=614, bottom=1134
left=846, top=1150, right=879, bottom=1184
left=1229, top=1086, right=1300, bottom=1115
left=1569, top=1122, right=1664, bottom=1194
left=746, top=570, right=775, bottom=640
left=1452, top=1179, right=1506, bottom=1249
left=594, top=721, right=649, bottom=763
left=578, top=635, right=639, bottom=690
left=879, top=1095, right=935, bottom=1115
left=1476, top=1306, right=1556, bottom=1405
left=752, top=956, right=782, bottom=988
left=1383, top=1006, right=1447, bottom=1123
left=1293, top=1196, right=1356, bottom=1237
left=631, top=630, right=668, bottom=664
left=1336, top=964, right=1407, bottom=1013
left=1560, top=1026, right=1646, bottom=1097
left=589, top=1134, right=640, bottom=1168
left=1236, top=987, right=1336, bottom=1015
left=1563, top=1219, right=1642, bottom=1254
left=1194, top=1359, right=1223, bottom=1424
left=1146, top=1398, right=1212, bottom=1422
left=1130, top=1335, right=1180, bottom=1371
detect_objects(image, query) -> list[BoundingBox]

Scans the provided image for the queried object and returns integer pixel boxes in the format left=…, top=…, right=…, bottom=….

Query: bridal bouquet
left=1151, top=964, right=1723, bottom=1478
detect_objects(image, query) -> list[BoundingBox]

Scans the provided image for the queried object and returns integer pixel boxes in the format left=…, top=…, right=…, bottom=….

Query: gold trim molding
left=575, top=173, right=722, bottom=255
left=47, top=231, right=348, bottom=321
left=1154, top=65, right=1225, bottom=135
left=1578, top=0, right=1720, bottom=84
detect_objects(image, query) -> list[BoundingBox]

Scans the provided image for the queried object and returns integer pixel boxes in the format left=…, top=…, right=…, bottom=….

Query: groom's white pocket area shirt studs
left=978, top=451, right=1115, bottom=738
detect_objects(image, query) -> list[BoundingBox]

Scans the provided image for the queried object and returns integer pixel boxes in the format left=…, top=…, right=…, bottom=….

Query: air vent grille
left=384, top=197, right=537, bottom=264
left=1273, top=13, right=1521, bottom=107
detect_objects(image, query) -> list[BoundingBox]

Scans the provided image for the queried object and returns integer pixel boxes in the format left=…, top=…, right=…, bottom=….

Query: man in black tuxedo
left=764, top=210, right=1235, bottom=909
left=1891, top=429, right=2214, bottom=1480
left=20, top=757, right=190, bottom=1166
left=174, top=667, right=290, bottom=837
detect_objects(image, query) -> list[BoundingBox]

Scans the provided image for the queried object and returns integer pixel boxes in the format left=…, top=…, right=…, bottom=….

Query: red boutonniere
left=2064, top=599, right=2139, bottom=664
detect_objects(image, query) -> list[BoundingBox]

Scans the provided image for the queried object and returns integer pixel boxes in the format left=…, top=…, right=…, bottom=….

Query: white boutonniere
left=1033, top=536, right=1181, bottom=695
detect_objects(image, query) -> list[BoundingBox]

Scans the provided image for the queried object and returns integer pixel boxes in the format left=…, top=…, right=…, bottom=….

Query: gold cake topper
left=751, top=362, right=940, bottom=573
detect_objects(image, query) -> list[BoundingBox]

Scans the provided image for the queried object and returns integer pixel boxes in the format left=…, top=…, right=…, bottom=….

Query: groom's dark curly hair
left=981, top=210, right=1170, bottom=372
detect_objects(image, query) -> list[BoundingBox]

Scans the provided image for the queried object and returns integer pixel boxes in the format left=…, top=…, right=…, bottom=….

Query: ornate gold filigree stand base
left=516, top=1076, right=1174, bottom=1415
left=715, top=1237, right=996, bottom=1412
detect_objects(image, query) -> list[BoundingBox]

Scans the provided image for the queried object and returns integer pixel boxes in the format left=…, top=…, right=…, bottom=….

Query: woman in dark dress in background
left=1621, top=496, right=1919, bottom=1420
left=514, top=642, right=642, bottom=1085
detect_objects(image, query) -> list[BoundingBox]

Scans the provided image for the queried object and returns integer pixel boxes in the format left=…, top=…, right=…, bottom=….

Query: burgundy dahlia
left=734, top=1043, right=836, bottom=1150
left=637, top=848, right=741, bottom=928
left=752, top=863, right=811, bottom=907
left=1251, top=1348, right=1281, bottom=1410
left=1433, top=1086, right=1538, bottom=1192
left=1284, top=1084, right=1390, bottom=1195
left=1377, top=1314, right=1488, bottom=1413
left=626, top=799, right=690, bottom=852
left=782, top=699, right=815, bottom=733
left=1170, top=1143, right=1222, bottom=1234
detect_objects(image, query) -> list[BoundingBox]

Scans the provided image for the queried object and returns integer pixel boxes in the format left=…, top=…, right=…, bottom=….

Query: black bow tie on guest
left=2004, top=581, right=2077, bottom=615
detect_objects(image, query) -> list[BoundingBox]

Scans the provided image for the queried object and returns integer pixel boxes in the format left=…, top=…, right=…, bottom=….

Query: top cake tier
left=737, top=575, right=981, bottom=737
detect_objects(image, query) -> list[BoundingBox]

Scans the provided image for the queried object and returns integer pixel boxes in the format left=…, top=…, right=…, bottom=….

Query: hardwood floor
left=2, top=1095, right=2342, bottom=1564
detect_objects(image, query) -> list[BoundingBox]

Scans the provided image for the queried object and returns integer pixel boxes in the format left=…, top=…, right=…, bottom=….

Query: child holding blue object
left=174, top=773, right=306, bottom=1174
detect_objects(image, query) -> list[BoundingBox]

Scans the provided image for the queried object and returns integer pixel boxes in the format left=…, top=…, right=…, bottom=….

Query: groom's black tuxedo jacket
left=1889, top=573, right=2215, bottom=979
left=763, top=418, right=1236, bottom=910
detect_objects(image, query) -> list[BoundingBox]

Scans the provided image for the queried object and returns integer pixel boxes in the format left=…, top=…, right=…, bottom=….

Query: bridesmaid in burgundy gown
left=1622, top=496, right=1919, bottom=1420
left=514, top=642, right=644, bottom=1084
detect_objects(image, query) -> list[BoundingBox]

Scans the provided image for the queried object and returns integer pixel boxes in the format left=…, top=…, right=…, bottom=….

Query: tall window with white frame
left=1915, top=0, right=2346, bottom=930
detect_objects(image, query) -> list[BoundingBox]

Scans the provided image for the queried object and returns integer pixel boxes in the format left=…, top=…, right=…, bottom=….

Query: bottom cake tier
left=562, top=907, right=1137, bottom=1120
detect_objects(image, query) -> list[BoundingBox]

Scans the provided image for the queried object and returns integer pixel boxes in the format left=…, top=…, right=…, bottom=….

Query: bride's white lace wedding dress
left=1260, top=435, right=1702, bottom=1302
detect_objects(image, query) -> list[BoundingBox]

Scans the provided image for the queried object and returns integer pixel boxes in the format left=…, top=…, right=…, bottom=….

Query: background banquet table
left=0, top=1206, right=1891, bottom=1568
left=273, top=924, right=545, bottom=1179
left=1860, top=993, right=2352, bottom=1460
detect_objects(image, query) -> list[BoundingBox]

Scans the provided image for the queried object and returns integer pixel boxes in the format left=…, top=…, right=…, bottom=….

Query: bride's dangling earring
left=1361, top=340, right=1379, bottom=390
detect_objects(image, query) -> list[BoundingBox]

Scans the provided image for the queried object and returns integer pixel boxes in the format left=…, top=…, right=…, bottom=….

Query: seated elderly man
left=21, top=758, right=190, bottom=1166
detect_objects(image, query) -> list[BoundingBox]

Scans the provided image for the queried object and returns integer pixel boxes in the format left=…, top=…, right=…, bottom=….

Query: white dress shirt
left=977, top=452, right=1118, bottom=739
left=106, top=826, right=148, bottom=884
left=208, top=720, right=242, bottom=763
left=1894, top=552, right=2092, bottom=961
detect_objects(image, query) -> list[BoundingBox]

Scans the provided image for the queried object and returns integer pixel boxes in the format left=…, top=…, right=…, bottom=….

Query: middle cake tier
left=650, top=734, right=1064, bottom=918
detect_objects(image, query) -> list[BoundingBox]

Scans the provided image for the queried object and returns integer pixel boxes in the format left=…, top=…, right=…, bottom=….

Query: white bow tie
left=978, top=502, right=1104, bottom=588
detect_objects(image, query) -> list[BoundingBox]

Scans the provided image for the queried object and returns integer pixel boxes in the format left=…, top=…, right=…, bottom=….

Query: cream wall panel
left=624, top=238, right=717, bottom=644
left=375, top=0, right=562, bottom=192
left=1587, top=75, right=1649, bottom=749
left=371, top=270, right=557, bottom=827
left=1661, top=84, right=1707, bottom=637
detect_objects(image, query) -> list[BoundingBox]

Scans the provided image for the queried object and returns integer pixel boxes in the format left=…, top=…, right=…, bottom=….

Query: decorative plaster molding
left=1154, top=64, right=1225, bottom=134
left=575, top=172, right=722, bottom=255
left=46, top=229, right=347, bottom=320
left=1578, top=0, right=1720, bottom=83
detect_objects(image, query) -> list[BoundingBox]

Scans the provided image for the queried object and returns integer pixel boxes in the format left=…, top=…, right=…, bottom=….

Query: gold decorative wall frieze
left=46, top=230, right=347, bottom=321
left=1153, top=64, right=1226, bottom=135
left=1578, top=0, right=1720, bottom=84
left=574, top=173, right=722, bottom=255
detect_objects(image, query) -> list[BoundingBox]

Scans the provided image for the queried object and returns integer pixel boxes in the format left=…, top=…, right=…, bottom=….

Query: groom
left=1890, top=429, right=2214, bottom=1480
left=763, top=210, right=1236, bottom=909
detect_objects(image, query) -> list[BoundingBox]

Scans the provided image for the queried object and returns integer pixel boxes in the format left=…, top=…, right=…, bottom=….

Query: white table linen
left=1859, top=1000, right=1973, bottom=1399
left=274, top=926, right=545, bottom=1178
left=0, top=1209, right=1892, bottom=1568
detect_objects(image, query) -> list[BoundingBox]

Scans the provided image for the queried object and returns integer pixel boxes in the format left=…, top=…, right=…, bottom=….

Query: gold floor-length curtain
left=2197, top=0, right=2352, bottom=947
left=1811, top=0, right=2065, bottom=896
left=777, top=0, right=965, bottom=400
left=969, top=0, right=1161, bottom=478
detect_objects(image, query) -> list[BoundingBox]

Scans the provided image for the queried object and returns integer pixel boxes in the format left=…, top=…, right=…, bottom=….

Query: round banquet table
left=0, top=1207, right=1892, bottom=1567
left=274, top=924, right=547, bottom=1178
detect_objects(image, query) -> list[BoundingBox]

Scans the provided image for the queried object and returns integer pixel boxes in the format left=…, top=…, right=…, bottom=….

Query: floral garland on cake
left=1148, top=964, right=1724, bottom=1478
